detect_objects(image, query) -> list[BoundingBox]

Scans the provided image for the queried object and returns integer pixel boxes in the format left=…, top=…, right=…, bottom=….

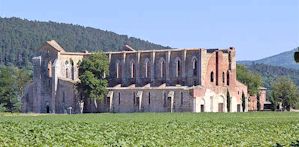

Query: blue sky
left=0, top=0, right=298, bottom=60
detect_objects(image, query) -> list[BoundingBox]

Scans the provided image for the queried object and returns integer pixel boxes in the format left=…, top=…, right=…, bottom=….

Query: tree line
left=0, top=17, right=170, bottom=68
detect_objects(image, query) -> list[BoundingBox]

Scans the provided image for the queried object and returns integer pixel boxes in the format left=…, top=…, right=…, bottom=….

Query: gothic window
left=159, top=58, right=166, bottom=78
left=192, top=58, right=198, bottom=76
left=210, top=71, right=214, bottom=82
left=222, top=72, right=225, bottom=83
left=175, top=58, right=181, bottom=77
left=130, top=60, right=135, bottom=78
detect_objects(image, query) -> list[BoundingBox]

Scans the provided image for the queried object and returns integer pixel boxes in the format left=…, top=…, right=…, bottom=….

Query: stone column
left=166, top=51, right=171, bottom=84
left=182, top=49, right=187, bottom=85
left=121, top=53, right=127, bottom=85
left=136, top=52, right=141, bottom=85
left=51, top=59, right=60, bottom=113
left=109, top=95, right=113, bottom=112
left=150, top=51, right=156, bottom=84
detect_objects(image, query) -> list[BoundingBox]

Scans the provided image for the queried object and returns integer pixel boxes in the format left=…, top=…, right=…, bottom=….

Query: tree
left=0, top=66, right=31, bottom=112
left=242, top=92, right=246, bottom=112
left=271, top=77, right=298, bottom=111
left=256, top=92, right=261, bottom=111
left=76, top=52, right=109, bottom=112
left=226, top=90, right=231, bottom=112
left=237, top=64, right=262, bottom=96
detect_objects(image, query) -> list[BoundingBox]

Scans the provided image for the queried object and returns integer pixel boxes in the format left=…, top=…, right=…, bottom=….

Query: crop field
left=0, top=112, right=298, bottom=146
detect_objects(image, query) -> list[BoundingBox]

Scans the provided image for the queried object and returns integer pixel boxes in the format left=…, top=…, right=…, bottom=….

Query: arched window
left=227, top=72, right=230, bottom=86
left=192, top=58, right=198, bottom=76
left=116, top=61, right=120, bottom=78
left=210, top=71, right=214, bottom=82
left=159, top=58, right=166, bottom=78
left=222, top=72, right=225, bottom=83
left=144, top=58, right=150, bottom=78
left=130, top=60, right=135, bottom=78
left=175, top=58, right=181, bottom=77
left=65, top=60, right=69, bottom=79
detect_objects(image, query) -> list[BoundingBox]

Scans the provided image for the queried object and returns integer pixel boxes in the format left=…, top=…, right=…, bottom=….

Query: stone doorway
left=200, top=105, right=205, bottom=112
left=46, top=105, right=50, bottom=113
left=218, top=103, right=224, bottom=112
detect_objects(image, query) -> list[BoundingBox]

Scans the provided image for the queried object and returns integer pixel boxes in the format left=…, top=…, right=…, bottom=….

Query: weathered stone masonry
left=22, top=40, right=251, bottom=113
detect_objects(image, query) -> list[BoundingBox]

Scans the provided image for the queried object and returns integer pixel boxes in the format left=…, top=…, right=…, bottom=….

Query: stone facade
left=22, top=40, right=251, bottom=113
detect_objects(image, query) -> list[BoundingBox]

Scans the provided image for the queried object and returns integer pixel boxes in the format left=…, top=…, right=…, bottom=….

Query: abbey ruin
left=22, top=40, right=265, bottom=113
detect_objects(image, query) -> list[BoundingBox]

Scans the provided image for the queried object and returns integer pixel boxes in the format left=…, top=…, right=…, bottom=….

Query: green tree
left=241, top=92, right=246, bottom=112
left=271, top=77, right=298, bottom=111
left=237, top=64, right=262, bottom=96
left=0, top=66, right=30, bottom=112
left=76, top=52, right=109, bottom=112
left=256, top=92, right=261, bottom=111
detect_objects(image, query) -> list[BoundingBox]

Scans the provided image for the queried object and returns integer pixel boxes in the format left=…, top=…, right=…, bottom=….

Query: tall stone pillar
left=136, top=52, right=141, bottom=86
left=182, top=49, right=187, bottom=85
left=166, top=51, right=171, bottom=84
left=51, top=58, right=60, bottom=113
left=150, top=51, right=156, bottom=84
left=121, top=53, right=127, bottom=86
left=32, top=56, right=42, bottom=113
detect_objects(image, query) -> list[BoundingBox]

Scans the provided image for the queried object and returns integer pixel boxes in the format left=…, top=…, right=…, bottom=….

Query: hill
left=238, top=48, right=299, bottom=70
left=0, top=17, right=170, bottom=68
left=243, top=63, right=299, bottom=89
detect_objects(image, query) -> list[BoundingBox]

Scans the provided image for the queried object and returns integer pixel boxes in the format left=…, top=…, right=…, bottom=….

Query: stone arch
left=144, top=58, right=150, bottom=78
left=158, top=57, right=166, bottom=78
left=175, top=57, right=182, bottom=77
left=130, top=60, right=135, bottom=78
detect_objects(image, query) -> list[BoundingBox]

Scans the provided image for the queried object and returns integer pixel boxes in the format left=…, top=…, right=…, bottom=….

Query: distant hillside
left=0, top=17, right=170, bottom=68
left=238, top=48, right=299, bottom=70
left=243, top=63, right=299, bottom=90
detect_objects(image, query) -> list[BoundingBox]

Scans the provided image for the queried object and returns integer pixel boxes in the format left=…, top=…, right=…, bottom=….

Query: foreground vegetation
left=0, top=112, right=298, bottom=146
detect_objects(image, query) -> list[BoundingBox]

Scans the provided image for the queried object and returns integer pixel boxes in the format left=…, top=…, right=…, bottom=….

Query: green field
left=0, top=112, right=298, bottom=146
